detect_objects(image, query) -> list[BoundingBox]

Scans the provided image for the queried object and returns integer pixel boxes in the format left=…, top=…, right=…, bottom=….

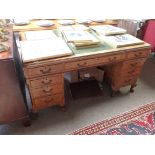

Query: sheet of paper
left=20, top=38, right=73, bottom=61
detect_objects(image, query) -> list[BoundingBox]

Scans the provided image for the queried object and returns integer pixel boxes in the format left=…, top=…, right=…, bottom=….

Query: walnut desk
left=15, top=30, right=151, bottom=112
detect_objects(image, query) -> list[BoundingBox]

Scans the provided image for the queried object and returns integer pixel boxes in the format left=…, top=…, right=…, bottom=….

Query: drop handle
left=125, top=79, right=132, bottom=83
left=42, top=87, right=53, bottom=93
left=41, top=79, right=52, bottom=85
left=130, top=63, right=138, bottom=67
left=77, top=62, right=87, bottom=67
left=108, top=57, right=117, bottom=62
left=40, top=68, right=52, bottom=74
left=134, top=52, right=142, bottom=57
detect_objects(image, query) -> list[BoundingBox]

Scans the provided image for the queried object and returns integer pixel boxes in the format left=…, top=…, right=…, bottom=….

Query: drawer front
left=65, top=54, right=125, bottom=71
left=122, top=59, right=146, bottom=70
left=97, top=53, right=125, bottom=64
left=127, top=50, right=149, bottom=59
left=25, top=64, right=64, bottom=78
left=28, top=74, right=64, bottom=88
left=31, top=84, right=64, bottom=99
left=65, top=58, right=98, bottom=71
left=122, top=67, right=142, bottom=77
left=32, top=94, right=64, bottom=110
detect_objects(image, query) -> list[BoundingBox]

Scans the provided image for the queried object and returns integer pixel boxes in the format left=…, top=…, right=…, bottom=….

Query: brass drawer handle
left=108, top=56, right=117, bottom=62
left=134, top=52, right=142, bottom=57
left=42, top=87, right=53, bottom=93
left=130, top=63, right=138, bottom=67
left=41, top=79, right=52, bottom=85
left=40, top=68, right=52, bottom=74
left=77, top=62, right=87, bottom=67
left=124, top=79, right=132, bottom=83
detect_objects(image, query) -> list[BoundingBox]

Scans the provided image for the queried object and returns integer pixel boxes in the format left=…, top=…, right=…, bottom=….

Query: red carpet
left=71, top=102, right=155, bottom=135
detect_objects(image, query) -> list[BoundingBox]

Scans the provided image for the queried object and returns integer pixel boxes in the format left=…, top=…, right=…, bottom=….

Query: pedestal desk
left=13, top=20, right=151, bottom=112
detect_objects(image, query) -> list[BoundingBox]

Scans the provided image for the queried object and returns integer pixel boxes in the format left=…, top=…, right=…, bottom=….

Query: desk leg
left=130, top=84, right=137, bottom=93
left=23, top=118, right=31, bottom=127
left=29, top=112, right=39, bottom=120
left=60, top=105, right=67, bottom=112
left=111, top=90, right=120, bottom=97
left=111, top=85, right=120, bottom=97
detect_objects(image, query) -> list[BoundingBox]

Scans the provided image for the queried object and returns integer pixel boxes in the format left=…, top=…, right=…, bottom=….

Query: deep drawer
left=32, top=94, right=64, bottom=110
left=127, top=50, right=149, bottom=59
left=31, top=84, right=64, bottom=99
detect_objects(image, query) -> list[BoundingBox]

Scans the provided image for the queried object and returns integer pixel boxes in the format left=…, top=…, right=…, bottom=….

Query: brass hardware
left=108, top=57, right=117, bottom=62
left=40, top=68, right=52, bottom=74
left=41, top=79, right=52, bottom=85
left=77, top=62, right=87, bottom=67
left=42, top=87, right=53, bottom=93
left=134, top=52, right=142, bottom=57
left=125, top=79, right=132, bottom=83
left=130, top=63, right=138, bottom=67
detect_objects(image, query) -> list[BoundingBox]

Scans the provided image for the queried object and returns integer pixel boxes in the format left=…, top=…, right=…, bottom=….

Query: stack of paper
left=100, top=34, right=144, bottom=48
left=62, top=30, right=101, bottom=49
left=90, top=25, right=127, bottom=36
left=19, top=38, right=73, bottom=62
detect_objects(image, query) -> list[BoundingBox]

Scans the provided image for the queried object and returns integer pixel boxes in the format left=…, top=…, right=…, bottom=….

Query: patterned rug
left=71, top=102, right=155, bottom=135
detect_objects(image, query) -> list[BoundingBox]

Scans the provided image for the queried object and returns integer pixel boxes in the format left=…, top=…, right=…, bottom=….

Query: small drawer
left=97, top=54, right=125, bottom=64
left=31, top=84, right=64, bottom=99
left=122, top=67, right=142, bottom=77
left=28, top=74, right=64, bottom=88
left=127, top=50, right=149, bottom=59
left=25, top=63, right=64, bottom=78
left=32, top=94, right=64, bottom=110
left=65, top=58, right=97, bottom=71
left=123, top=59, right=146, bottom=70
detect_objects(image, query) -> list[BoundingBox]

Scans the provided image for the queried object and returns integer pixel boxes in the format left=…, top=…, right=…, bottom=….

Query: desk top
left=18, top=31, right=151, bottom=64
left=15, top=21, right=151, bottom=64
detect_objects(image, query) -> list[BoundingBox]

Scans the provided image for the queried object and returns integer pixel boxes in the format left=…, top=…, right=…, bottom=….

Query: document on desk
left=19, top=38, right=73, bottom=62
left=100, top=34, right=144, bottom=48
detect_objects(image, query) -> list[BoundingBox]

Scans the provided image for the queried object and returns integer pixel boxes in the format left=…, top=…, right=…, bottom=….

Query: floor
left=0, top=56, right=155, bottom=135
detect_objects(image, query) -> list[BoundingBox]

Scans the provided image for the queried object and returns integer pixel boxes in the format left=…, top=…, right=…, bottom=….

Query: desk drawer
left=31, top=84, right=64, bottom=99
left=32, top=94, right=64, bottom=110
left=127, top=50, right=149, bottom=59
left=65, top=54, right=125, bottom=71
left=28, top=74, right=64, bottom=88
left=122, top=59, right=146, bottom=70
left=122, top=67, right=142, bottom=77
left=65, top=58, right=97, bottom=71
left=25, top=64, right=64, bottom=78
left=97, top=53, right=125, bottom=64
